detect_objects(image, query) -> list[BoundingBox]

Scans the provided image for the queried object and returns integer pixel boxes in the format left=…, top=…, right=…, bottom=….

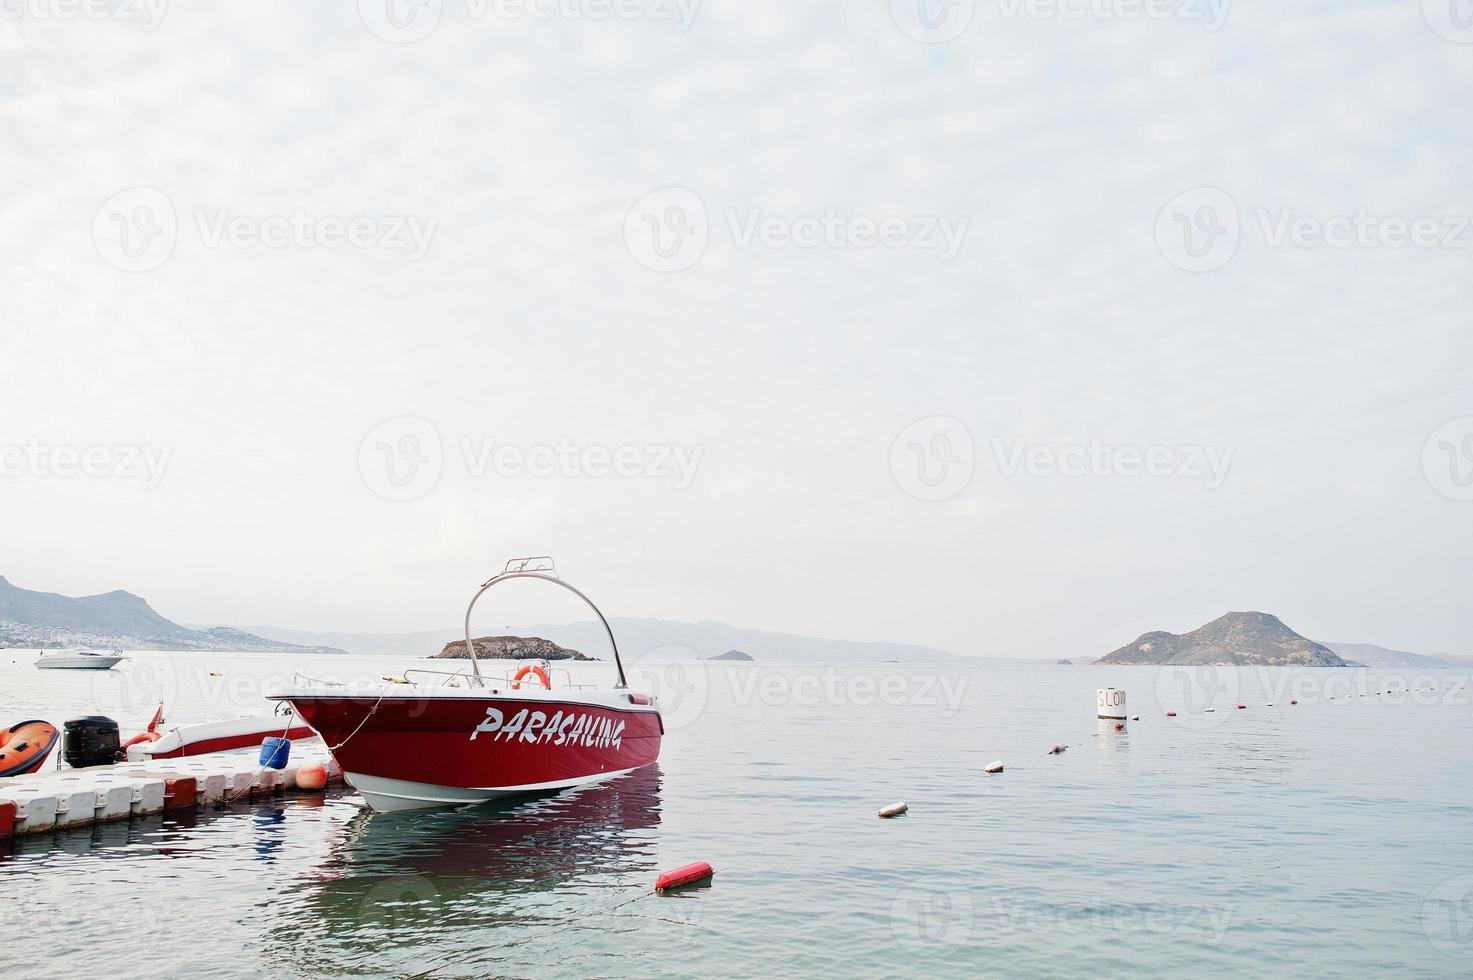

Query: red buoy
left=656, top=861, right=714, bottom=893
left=1166, top=711, right=1177, bottom=717
left=1290, top=699, right=1298, bottom=705
left=296, top=763, right=329, bottom=792
left=1237, top=704, right=1246, bottom=710
left=1113, top=722, right=1124, bottom=731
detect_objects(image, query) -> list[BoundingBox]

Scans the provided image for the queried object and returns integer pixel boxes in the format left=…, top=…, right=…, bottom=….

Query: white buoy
left=878, top=802, right=908, bottom=818
left=984, top=761, right=1004, bottom=774
left=1097, top=687, right=1127, bottom=721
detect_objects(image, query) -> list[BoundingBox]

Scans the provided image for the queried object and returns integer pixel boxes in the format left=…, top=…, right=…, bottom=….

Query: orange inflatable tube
left=119, top=703, right=166, bottom=756
left=0, top=720, right=59, bottom=777
left=120, top=730, right=163, bottom=753
left=512, top=664, right=552, bottom=690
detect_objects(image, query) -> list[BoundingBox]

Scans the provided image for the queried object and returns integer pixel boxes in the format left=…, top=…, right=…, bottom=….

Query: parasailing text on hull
left=469, top=706, right=625, bottom=750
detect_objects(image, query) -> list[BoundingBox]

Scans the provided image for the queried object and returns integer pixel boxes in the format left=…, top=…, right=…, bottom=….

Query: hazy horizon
left=4, top=4, right=1470, bottom=661
left=2, top=567, right=1464, bottom=662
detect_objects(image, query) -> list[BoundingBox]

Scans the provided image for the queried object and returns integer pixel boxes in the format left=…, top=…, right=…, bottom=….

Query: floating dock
left=0, top=741, right=343, bottom=839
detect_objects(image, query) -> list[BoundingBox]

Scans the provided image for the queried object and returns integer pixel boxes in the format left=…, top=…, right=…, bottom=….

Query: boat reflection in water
left=267, top=765, right=664, bottom=974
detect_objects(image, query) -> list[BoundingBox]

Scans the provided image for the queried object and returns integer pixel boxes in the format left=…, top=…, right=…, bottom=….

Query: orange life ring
left=512, top=665, right=552, bottom=691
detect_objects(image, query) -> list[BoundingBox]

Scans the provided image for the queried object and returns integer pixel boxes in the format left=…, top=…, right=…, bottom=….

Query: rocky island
left=1096, top=611, right=1350, bottom=667
left=436, top=635, right=596, bottom=661
left=709, top=649, right=754, bottom=661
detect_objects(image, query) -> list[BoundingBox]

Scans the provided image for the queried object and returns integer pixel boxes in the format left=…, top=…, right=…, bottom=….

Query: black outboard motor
left=63, top=716, right=121, bottom=768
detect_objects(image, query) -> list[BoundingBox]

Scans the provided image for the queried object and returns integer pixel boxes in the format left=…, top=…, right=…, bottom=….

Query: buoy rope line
left=218, top=708, right=307, bottom=805
left=328, top=689, right=390, bottom=752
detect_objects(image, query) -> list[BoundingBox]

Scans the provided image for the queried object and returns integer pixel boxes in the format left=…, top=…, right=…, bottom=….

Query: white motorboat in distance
left=34, top=648, right=128, bottom=670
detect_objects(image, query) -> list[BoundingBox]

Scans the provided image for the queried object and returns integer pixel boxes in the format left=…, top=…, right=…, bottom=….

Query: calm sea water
left=2, top=650, right=1471, bottom=978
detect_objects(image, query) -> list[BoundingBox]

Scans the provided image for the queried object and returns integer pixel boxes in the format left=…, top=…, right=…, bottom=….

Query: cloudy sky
left=2, top=1, right=1470, bottom=658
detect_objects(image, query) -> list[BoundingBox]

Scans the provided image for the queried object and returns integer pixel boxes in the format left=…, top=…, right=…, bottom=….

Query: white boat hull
left=34, top=655, right=126, bottom=670
left=126, top=715, right=317, bottom=760
left=345, top=766, right=643, bottom=813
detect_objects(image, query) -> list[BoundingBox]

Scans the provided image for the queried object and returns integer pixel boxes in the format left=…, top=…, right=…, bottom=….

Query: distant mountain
left=437, top=636, right=594, bottom=661
left=1098, top=612, right=1349, bottom=667
left=0, top=575, right=345, bottom=654
left=0, top=574, right=192, bottom=639
left=1323, top=642, right=1458, bottom=668
left=240, top=618, right=958, bottom=663
left=710, top=649, right=755, bottom=661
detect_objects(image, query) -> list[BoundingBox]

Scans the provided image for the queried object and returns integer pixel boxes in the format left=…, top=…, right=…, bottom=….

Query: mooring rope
left=328, top=689, right=391, bottom=752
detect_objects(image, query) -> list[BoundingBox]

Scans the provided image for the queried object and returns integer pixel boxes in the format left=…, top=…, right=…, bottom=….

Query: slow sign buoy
left=984, top=761, right=1004, bottom=774
left=1097, top=688, right=1127, bottom=721
left=656, top=862, right=714, bottom=892
left=878, top=802, right=909, bottom=818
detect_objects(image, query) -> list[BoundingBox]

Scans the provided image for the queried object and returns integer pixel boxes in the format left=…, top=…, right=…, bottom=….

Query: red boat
left=269, top=559, right=663, bottom=812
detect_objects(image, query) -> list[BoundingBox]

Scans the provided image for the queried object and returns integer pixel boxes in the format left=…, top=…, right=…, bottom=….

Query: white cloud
left=0, top=2, right=1469, bottom=656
